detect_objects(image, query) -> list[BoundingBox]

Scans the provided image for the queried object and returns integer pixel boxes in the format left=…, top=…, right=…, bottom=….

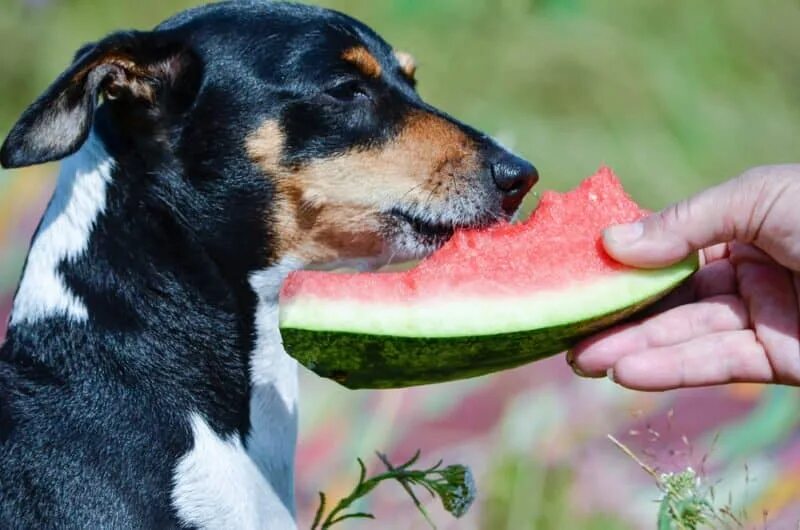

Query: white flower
left=433, top=465, right=477, bottom=518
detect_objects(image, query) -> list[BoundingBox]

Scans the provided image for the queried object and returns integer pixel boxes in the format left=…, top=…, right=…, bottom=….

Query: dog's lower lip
left=391, top=210, right=457, bottom=239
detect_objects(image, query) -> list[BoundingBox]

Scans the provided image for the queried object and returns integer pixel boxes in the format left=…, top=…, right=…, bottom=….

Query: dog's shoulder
left=0, top=336, right=194, bottom=529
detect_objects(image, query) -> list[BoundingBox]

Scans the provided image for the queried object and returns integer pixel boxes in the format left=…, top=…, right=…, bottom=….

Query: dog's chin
left=382, top=207, right=506, bottom=264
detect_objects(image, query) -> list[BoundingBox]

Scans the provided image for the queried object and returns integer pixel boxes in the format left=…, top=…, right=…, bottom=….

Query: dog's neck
left=172, top=262, right=300, bottom=528
left=244, top=260, right=302, bottom=514
left=6, top=134, right=301, bottom=527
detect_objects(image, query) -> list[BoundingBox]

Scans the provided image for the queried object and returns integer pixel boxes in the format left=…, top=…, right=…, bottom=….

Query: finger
left=642, top=258, right=737, bottom=315
left=736, top=259, right=800, bottom=384
left=570, top=295, right=749, bottom=377
left=609, top=330, right=774, bottom=391
left=602, top=167, right=796, bottom=268
left=701, top=243, right=729, bottom=265
left=729, top=241, right=772, bottom=264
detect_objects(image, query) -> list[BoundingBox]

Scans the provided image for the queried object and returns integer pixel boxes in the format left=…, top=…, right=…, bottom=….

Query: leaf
left=328, top=512, right=376, bottom=525
left=314, top=450, right=468, bottom=530
left=657, top=499, right=676, bottom=530
left=311, top=492, right=326, bottom=530
left=357, top=458, right=367, bottom=487
left=397, top=450, right=422, bottom=470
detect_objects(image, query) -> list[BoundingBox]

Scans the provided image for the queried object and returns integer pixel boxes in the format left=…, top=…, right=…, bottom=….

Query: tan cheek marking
left=394, top=51, right=417, bottom=81
left=246, top=121, right=387, bottom=263
left=247, top=120, right=302, bottom=257
left=290, top=111, right=479, bottom=208
left=310, top=206, right=386, bottom=261
left=246, top=120, right=284, bottom=172
left=246, top=112, right=481, bottom=265
left=342, top=46, right=382, bottom=78
left=286, top=184, right=323, bottom=232
left=280, top=182, right=385, bottom=263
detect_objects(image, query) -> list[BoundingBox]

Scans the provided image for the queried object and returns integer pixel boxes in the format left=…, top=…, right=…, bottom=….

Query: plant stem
left=377, top=452, right=436, bottom=529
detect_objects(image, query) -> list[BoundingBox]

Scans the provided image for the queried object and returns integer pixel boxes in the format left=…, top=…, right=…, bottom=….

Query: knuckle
left=651, top=200, right=690, bottom=234
left=725, top=171, right=770, bottom=241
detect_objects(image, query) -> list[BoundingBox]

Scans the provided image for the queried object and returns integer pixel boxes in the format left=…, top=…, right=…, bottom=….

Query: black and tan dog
left=0, top=1, right=537, bottom=528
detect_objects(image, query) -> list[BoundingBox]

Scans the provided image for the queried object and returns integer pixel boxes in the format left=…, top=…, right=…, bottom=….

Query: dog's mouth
left=390, top=209, right=460, bottom=239
left=384, top=206, right=503, bottom=262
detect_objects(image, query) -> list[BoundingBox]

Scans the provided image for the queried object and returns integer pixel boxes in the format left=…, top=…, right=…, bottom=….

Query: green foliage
left=657, top=469, right=713, bottom=530
left=609, top=435, right=752, bottom=530
left=2, top=0, right=799, bottom=206
left=312, top=451, right=475, bottom=529
left=481, top=453, right=631, bottom=530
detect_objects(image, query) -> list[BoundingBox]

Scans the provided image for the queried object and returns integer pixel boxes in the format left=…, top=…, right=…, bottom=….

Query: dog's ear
left=0, top=30, right=200, bottom=169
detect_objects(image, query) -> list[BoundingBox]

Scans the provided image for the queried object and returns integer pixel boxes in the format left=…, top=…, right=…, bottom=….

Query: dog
left=0, top=1, right=537, bottom=528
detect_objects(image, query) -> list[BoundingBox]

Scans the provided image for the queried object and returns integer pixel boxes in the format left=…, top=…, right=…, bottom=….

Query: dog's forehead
left=159, top=2, right=397, bottom=79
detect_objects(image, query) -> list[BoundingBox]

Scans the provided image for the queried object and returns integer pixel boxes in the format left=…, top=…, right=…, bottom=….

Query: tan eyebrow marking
left=342, top=46, right=382, bottom=78
left=394, top=51, right=417, bottom=80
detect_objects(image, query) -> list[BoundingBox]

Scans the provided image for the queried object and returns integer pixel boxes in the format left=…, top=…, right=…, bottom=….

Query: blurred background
left=1, top=0, right=800, bottom=528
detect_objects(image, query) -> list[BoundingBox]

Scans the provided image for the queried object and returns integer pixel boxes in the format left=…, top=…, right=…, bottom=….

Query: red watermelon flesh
left=279, top=167, right=697, bottom=389
left=282, top=167, right=645, bottom=303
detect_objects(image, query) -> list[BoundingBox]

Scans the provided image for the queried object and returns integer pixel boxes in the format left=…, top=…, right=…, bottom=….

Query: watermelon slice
left=279, top=167, right=697, bottom=389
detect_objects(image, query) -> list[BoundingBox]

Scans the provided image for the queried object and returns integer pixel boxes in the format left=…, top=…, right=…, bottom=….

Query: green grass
left=481, top=455, right=630, bottom=530
left=2, top=0, right=799, bottom=205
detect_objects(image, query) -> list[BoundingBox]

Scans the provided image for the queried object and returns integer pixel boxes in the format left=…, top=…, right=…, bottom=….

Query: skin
left=568, top=164, right=800, bottom=390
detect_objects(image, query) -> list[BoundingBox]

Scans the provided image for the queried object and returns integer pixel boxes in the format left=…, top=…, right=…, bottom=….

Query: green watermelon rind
left=279, top=256, right=698, bottom=389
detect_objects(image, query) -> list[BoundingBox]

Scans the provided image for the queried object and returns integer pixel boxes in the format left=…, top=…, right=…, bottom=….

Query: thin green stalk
left=312, top=451, right=476, bottom=530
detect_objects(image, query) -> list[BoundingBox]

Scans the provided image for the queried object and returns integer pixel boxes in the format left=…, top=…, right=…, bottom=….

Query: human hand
left=569, top=165, right=800, bottom=390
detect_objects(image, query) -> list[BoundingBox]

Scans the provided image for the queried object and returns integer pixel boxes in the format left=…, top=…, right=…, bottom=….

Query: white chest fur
left=171, top=261, right=301, bottom=530
left=170, top=413, right=295, bottom=529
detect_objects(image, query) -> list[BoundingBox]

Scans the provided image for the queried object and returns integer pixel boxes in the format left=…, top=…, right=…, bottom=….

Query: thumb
left=602, top=174, right=759, bottom=268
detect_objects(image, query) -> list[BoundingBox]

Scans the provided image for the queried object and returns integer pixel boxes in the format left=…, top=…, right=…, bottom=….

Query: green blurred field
left=1, top=1, right=799, bottom=529
left=3, top=0, right=800, bottom=202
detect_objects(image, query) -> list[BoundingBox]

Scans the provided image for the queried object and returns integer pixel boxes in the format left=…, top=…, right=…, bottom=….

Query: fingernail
left=604, top=222, right=644, bottom=246
left=566, top=350, right=587, bottom=377
left=606, top=368, right=616, bottom=383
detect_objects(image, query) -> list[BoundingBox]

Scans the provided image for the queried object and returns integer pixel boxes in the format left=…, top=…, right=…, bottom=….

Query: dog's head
left=0, top=1, right=537, bottom=274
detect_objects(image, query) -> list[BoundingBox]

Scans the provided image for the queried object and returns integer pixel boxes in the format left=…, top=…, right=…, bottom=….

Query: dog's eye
left=324, top=81, right=372, bottom=103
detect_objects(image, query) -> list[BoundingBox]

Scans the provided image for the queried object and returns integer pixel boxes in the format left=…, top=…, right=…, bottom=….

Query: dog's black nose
left=492, top=154, right=538, bottom=213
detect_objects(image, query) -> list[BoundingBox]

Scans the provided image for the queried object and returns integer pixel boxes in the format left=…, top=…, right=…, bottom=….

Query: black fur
left=0, top=2, right=537, bottom=528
